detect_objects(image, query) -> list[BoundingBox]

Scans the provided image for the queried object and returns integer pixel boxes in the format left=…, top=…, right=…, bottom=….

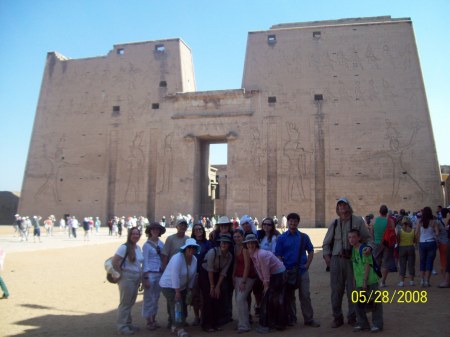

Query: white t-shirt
left=115, top=244, right=143, bottom=273
left=159, top=252, right=197, bottom=290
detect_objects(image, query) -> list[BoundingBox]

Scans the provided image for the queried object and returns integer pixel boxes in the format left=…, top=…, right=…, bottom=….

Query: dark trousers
left=199, top=269, right=226, bottom=330
left=259, top=272, right=287, bottom=330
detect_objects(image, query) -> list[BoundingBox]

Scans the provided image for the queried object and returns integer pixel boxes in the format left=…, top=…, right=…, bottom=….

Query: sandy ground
left=0, top=225, right=448, bottom=337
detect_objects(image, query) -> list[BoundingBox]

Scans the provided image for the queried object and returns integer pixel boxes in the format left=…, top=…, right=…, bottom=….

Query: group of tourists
left=97, top=198, right=450, bottom=336
left=364, top=204, right=450, bottom=289
left=13, top=214, right=104, bottom=241
left=110, top=211, right=320, bottom=336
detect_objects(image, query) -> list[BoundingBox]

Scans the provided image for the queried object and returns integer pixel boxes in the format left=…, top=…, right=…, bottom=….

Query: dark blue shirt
left=275, top=230, right=313, bottom=275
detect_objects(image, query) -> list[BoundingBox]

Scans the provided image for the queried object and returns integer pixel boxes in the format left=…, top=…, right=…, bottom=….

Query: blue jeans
left=419, top=241, right=437, bottom=272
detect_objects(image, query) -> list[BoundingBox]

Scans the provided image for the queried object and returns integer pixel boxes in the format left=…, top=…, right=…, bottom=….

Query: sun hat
left=217, top=234, right=233, bottom=244
left=176, top=218, right=188, bottom=226
left=146, top=221, right=166, bottom=236
left=243, top=233, right=259, bottom=244
left=180, top=238, right=201, bottom=254
left=217, top=216, right=232, bottom=226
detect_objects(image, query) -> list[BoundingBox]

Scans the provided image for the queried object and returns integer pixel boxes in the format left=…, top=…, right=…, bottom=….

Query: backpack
left=359, top=243, right=382, bottom=278
left=382, top=217, right=397, bottom=248
left=105, top=244, right=127, bottom=283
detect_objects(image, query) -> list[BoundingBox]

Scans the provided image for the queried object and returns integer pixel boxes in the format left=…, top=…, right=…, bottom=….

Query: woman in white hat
left=159, top=238, right=199, bottom=337
left=244, top=234, right=287, bottom=333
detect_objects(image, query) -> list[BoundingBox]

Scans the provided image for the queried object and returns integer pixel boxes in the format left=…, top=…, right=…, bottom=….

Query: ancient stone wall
left=19, top=17, right=443, bottom=226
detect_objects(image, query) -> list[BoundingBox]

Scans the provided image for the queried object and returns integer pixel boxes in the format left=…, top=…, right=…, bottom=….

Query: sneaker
left=432, top=269, right=438, bottom=275
left=191, top=317, right=200, bottom=326
left=422, top=281, right=429, bottom=288
left=370, top=326, right=382, bottom=333
left=237, top=329, right=251, bottom=334
left=409, top=280, right=415, bottom=286
left=305, top=320, right=320, bottom=327
left=397, top=281, right=404, bottom=287
left=379, top=281, right=386, bottom=288
left=118, top=327, right=135, bottom=336
left=353, top=325, right=370, bottom=332
left=256, top=326, right=275, bottom=334
left=177, top=328, right=189, bottom=337
left=420, top=279, right=425, bottom=287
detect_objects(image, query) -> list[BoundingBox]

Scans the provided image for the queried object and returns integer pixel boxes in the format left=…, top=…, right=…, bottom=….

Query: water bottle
left=175, top=300, right=183, bottom=324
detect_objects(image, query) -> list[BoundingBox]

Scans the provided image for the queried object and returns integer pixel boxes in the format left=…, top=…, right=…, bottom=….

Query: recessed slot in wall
left=117, top=48, right=125, bottom=55
left=313, top=31, right=321, bottom=40
left=268, top=35, right=276, bottom=44
left=159, top=81, right=167, bottom=87
left=268, top=96, right=277, bottom=103
left=152, top=103, right=160, bottom=109
left=314, top=94, right=323, bottom=101
left=155, top=44, right=165, bottom=52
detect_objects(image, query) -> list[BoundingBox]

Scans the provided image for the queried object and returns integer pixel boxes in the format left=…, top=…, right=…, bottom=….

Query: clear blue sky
left=1, top=0, right=448, bottom=192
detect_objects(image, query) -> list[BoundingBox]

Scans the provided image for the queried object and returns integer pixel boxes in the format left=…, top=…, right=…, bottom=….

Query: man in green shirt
left=348, top=229, right=383, bottom=333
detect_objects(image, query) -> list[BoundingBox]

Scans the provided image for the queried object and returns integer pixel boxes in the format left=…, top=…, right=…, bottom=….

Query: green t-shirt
left=373, top=217, right=387, bottom=244
left=351, top=246, right=379, bottom=287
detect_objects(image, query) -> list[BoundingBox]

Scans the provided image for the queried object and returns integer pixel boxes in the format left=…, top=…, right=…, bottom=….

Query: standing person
left=245, top=234, right=287, bottom=333
left=159, top=238, right=199, bottom=337
left=436, top=208, right=449, bottom=277
left=82, top=217, right=90, bottom=241
left=59, top=217, right=66, bottom=232
left=160, top=218, right=189, bottom=328
left=275, top=212, right=320, bottom=328
left=0, top=247, right=10, bottom=299
left=16, top=215, right=27, bottom=241
left=257, top=217, right=280, bottom=253
left=111, top=227, right=143, bottom=335
left=348, top=229, right=383, bottom=333
left=95, top=216, right=101, bottom=234
left=415, top=206, right=439, bottom=287
left=43, top=216, right=53, bottom=236
left=199, top=235, right=233, bottom=332
left=71, top=216, right=79, bottom=239
left=233, top=229, right=257, bottom=333
left=161, top=219, right=189, bottom=270
left=372, top=205, right=396, bottom=287
left=322, top=198, right=374, bottom=328
left=190, top=223, right=212, bottom=326
left=142, top=222, right=165, bottom=331
left=32, top=216, right=42, bottom=243
left=280, top=215, right=287, bottom=233
left=396, top=217, right=416, bottom=286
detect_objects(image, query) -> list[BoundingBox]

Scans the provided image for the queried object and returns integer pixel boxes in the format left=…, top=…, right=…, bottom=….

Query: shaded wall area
left=0, top=191, right=19, bottom=224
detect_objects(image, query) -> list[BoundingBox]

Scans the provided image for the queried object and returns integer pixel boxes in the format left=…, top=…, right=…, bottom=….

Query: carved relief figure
left=159, top=132, right=174, bottom=193
left=250, top=127, right=265, bottom=186
left=34, top=135, right=77, bottom=203
left=122, top=131, right=145, bottom=203
left=283, top=123, right=310, bottom=201
left=384, top=119, right=425, bottom=199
